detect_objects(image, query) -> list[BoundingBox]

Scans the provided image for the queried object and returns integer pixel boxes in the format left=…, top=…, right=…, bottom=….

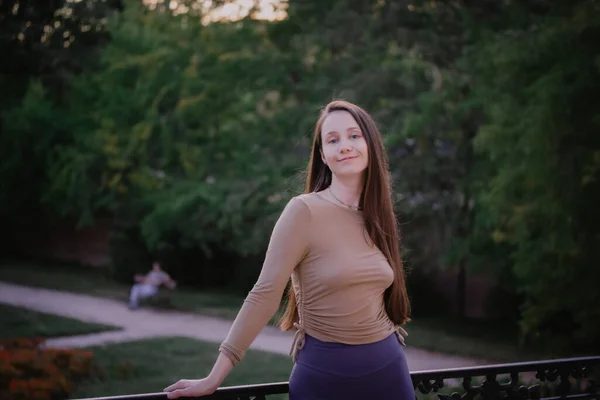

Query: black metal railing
left=75, top=355, right=600, bottom=400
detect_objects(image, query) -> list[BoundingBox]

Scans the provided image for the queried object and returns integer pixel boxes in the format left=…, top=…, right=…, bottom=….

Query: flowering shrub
left=0, top=337, right=98, bottom=400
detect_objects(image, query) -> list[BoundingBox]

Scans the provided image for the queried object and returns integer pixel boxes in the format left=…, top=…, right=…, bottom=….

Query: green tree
left=471, top=0, right=600, bottom=352
left=0, top=0, right=121, bottom=252
left=40, top=1, right=311, bottom=284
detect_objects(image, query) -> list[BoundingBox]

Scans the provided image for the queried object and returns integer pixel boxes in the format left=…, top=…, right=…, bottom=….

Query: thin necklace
left=329, top=187, right=361, bottom=211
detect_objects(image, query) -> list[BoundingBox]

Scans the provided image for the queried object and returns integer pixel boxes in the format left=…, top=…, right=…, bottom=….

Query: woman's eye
left=351, top=134, right=361, bottom=139
left=328, top=139, right=338, bottom=144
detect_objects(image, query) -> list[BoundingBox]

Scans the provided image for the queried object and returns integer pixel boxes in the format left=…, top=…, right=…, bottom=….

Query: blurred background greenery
left=1, top=0, right=599, bottom=359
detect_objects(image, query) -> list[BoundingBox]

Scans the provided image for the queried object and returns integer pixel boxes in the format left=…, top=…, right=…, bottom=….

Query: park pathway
left=0, top=281, right=488, bottom=371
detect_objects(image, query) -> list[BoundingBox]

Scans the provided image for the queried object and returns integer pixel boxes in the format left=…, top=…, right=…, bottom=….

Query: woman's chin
left=332, top=168, right=367, bottom=178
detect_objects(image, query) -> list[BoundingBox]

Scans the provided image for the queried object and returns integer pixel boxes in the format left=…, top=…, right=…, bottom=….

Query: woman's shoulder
left=287, top=192, right=325, bottom=211
left=293, top=191, right=362, bottom=217
left=277, top=193, right=313, bottom=220
left=278, top=192, right=327, bottom=219
left=286, top=192, right=350, bottom=222
left=272, top=194, right=314, bottom=234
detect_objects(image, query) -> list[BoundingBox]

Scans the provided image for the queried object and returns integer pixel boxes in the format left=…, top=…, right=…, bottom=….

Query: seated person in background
left=128, top=261, right=177, bottom=309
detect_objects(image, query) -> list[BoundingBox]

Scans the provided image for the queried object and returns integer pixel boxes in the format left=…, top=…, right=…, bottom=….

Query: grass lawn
left=0, top=303, right=119, bottom=340
left=405, top=316, right=539, bottom=363
left=0, top=261, right=549, bottom=363
left=72, top=337, right=293, bottom=400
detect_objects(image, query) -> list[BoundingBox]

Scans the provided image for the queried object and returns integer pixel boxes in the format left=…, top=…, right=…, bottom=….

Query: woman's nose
left=339, top=139, right=352, bottom=153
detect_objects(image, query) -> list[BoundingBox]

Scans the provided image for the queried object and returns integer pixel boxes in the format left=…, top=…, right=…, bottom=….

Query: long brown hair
left=279, top=100, right=411, bottom=330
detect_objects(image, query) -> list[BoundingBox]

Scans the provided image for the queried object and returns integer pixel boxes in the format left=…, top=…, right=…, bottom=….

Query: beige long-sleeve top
left=219, top=192, right=406, bottom=366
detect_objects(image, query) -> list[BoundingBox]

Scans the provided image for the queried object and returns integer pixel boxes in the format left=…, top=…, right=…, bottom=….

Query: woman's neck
left=329, top=176, right=364, bottom=208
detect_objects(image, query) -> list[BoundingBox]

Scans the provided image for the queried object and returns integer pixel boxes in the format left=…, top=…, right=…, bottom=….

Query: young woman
left=164, top=100, right=414, bottom=399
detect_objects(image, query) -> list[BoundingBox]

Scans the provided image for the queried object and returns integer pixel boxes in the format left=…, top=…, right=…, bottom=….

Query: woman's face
left=320, top=110, right=369, bottom=178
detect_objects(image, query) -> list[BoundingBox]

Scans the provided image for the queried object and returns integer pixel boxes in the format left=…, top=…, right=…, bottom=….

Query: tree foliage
left=2, top=0, right=599, bottom=352
left=470, top=0, right=600, bottom=351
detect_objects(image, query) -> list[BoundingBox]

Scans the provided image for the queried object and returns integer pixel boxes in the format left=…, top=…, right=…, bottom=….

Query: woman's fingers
left=166, top=388, right=188, bottom=399
left=164, top=377, right=217, bottom=398
left=165, top=382, right=211, bottom=399
left=164, top=379, right=192, bottom=392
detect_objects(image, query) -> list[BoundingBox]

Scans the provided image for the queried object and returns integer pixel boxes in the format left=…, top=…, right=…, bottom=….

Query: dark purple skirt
left=288, top=333, right=415, bottom=400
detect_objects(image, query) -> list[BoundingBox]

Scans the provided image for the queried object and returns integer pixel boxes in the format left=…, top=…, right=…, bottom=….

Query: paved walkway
left=0, top=281, right=488, bottom=371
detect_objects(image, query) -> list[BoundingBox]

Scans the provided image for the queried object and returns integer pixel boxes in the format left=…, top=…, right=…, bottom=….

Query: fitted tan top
left=219, top=192, right=407, bottom=366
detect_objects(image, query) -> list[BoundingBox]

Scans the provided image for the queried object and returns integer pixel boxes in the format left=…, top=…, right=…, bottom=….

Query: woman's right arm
left=164, top=197, right=311, bottom=398
left=218, top=196, right=311, bottom=364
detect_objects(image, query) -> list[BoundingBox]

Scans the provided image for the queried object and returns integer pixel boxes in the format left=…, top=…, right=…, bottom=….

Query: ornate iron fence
left=75, top=355, right=600, bottom=400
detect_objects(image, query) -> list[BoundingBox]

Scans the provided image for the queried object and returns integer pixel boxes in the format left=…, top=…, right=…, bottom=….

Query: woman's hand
left=163, top=377, right=218, bottom=399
